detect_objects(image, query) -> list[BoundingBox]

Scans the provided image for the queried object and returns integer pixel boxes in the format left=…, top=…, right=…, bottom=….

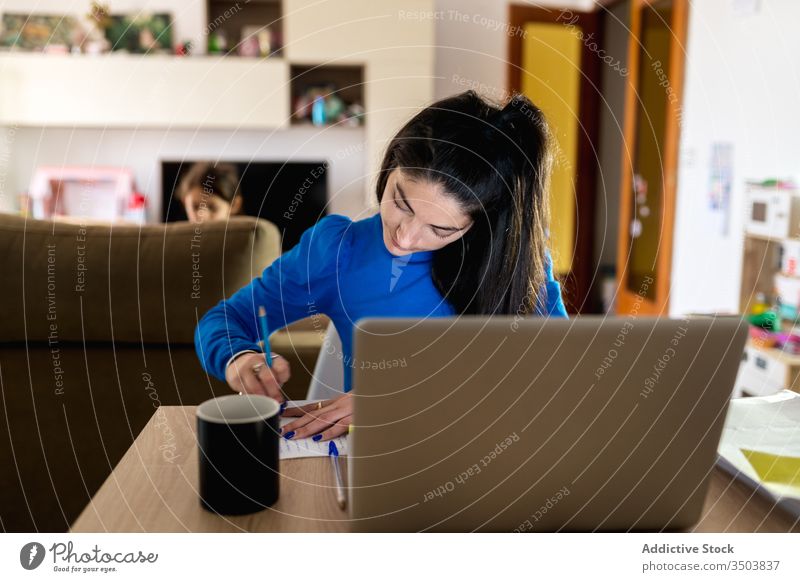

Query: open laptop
left=348, top=315, right=748, bottom=532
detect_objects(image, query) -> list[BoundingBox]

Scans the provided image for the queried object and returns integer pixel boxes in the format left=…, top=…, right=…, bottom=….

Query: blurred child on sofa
left=177, top=161, right=243, bottom=223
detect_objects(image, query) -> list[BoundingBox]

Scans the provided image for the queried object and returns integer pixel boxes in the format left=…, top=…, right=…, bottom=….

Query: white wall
left=670, top=0, right=800, bottom=316
left=434, top=0, right=595, bottom=100
left=0, top=126, right=367, bottom=220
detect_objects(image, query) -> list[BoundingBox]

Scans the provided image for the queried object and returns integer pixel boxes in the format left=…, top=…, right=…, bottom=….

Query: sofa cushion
left=0, top=214, right=280, bottom=344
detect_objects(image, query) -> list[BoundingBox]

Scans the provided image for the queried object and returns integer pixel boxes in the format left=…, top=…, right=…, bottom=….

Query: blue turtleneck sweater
left=195, top=213, right=567, bottom=392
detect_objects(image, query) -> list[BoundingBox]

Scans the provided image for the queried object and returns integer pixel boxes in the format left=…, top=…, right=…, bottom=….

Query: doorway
left=508, top=5, right=601, bottom=314
left=615, top=0, right=689, bottom=315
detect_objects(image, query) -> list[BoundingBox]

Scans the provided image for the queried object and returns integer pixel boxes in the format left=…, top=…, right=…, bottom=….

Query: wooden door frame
left=615, top=0, right=688, bottom=315
left=507, top=6, right=601, bottom=314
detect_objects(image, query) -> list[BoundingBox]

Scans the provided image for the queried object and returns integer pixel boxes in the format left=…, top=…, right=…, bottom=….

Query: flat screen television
left=161, top=160, right=328, bottom=251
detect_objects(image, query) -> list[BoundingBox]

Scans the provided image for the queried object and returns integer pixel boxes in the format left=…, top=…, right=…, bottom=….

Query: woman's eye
left=393, top=196, right=411, bottom=213
left=432, top=229, right=450, bottom=240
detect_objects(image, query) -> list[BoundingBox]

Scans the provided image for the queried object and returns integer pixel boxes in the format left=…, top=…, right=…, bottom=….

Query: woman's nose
left=396, top=222, right=418, bottom=248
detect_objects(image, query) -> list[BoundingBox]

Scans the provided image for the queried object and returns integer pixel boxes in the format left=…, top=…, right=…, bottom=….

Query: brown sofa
left=0, top=214, right=324, bottom=532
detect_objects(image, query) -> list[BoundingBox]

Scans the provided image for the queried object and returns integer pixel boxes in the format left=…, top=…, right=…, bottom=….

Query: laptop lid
left=348, top=315, right=747, bottom=532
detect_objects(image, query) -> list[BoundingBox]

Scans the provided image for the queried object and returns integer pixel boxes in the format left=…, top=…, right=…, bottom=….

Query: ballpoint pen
left=329, top=440, right=346, bottom=510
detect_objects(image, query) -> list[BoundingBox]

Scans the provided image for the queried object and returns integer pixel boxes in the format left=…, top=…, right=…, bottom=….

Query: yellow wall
left=521, top=23, right=582, bottom=275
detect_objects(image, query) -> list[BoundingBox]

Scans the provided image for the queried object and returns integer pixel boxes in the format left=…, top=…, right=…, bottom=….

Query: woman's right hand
left=225, top=352, right=291, bottom=403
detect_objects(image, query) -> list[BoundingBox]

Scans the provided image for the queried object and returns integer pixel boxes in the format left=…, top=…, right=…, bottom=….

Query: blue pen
left=329, top=440, right=346, bottom=510
left=257, top=305, right=273, bottom=367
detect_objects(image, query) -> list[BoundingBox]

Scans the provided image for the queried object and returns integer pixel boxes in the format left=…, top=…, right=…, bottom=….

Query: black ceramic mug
left=196, top=394, right=280, bottom=515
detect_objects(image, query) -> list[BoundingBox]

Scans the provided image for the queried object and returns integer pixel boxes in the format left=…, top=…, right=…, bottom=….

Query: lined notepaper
left=279, top=400, right=349, bottom=459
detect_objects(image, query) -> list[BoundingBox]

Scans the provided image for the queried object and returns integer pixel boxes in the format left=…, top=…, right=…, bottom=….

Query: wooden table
left=71, top=406, right=800, bottom=533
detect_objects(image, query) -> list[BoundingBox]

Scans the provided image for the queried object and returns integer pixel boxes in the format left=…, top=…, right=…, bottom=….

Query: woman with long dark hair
left=195, top=90, right=567, bottom=441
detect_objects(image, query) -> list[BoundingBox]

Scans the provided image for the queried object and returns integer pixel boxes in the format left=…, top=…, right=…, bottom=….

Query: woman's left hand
left=281, top=393, right=352, bottom=441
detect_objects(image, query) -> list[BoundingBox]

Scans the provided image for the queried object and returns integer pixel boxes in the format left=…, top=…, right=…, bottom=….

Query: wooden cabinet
left=737, top=226, right=800, bottom=397
left=735, top=342, right=800, bottom=398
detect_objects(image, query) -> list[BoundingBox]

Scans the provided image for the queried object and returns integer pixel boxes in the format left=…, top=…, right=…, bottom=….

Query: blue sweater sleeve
left=195, top=214, right=352, bottom=381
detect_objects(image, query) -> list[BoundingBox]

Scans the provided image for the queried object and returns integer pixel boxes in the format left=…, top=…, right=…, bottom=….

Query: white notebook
left=279, top=400, right=349, bottom=459
left=716, top=390, right=800, bottom=517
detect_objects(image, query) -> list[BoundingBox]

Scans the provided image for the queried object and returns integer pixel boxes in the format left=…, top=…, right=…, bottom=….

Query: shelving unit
left=736, top=185, right=800, bottom=397
left=0, top=0, right=435, bottom=213
left=739, top=234, right=782, bottom=316
left=206, top=0, right=283, bottom=57
left=289, top=64, right=364, bottom=126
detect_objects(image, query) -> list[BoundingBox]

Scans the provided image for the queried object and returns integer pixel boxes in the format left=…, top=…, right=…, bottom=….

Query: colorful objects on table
left=748, top=325, right=778, bottom=348
left=747, top=310, right=780, bottom=332
left=751, top=292, right=769, bottom=315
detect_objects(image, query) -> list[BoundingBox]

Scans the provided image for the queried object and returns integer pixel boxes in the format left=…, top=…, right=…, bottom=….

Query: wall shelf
left=289, top=64, right=364, bottom=126
left=0, top=0, right=435, bottom=216
left=206, top=0, right=283, bottom=57
left=0, top=53, right=290, bottom=129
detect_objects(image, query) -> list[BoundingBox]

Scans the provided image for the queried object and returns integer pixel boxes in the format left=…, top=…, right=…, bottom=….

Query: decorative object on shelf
left=268, top=28, right=283, bottom=56
left=88, top=2, right=111, bottom=27
left=43, top=45, right=70, bottom=55
left=293, top=84, right=362, bottom=127
left=311, top=95, right=327, bottom=126
left=175, top=40, right=193, bottom=56
left=241, top=25, right=272, bottom=57
left=237, top=34, right=260, bottom=58
left=84, top=1, right=112, bottom=54
left=342, top=103, right=366, bottom=127
left=0, top=13, right=83, bottom=52
left=104, top=12, right=173, bottom=53
left=207, top=30, right=227, bottom=55
left=259, top=29, right=274, bottom=57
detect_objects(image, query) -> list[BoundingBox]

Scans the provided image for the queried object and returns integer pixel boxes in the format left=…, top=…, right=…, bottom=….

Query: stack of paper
left=717, top=390, right=800, bottom=516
